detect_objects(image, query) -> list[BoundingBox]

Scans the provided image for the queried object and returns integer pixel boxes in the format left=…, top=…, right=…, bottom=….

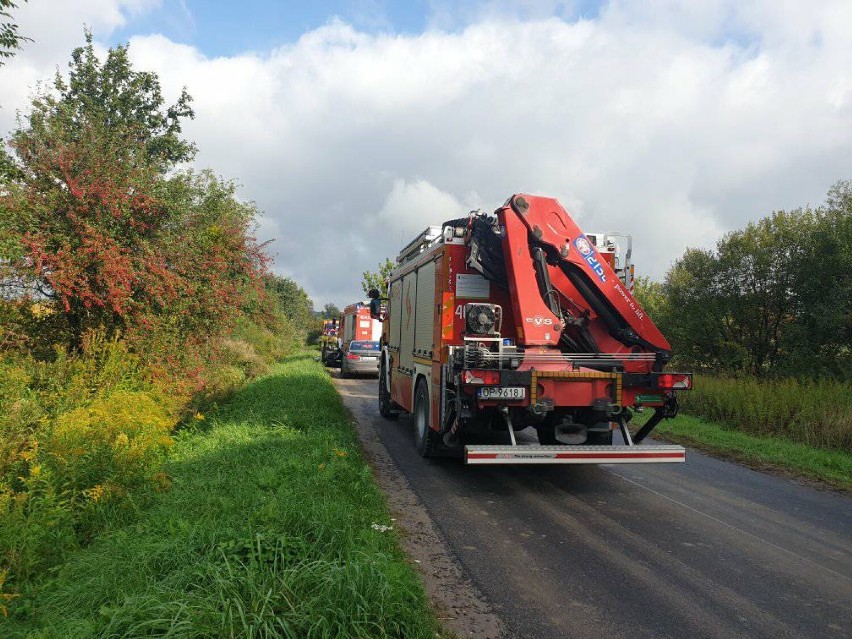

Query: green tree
left=1, top=1, right=31, bottom=178
left=632, top=276, right=668, bottom=325
left=782, top=181, right=852, bottom=378
left=361, top=257, right=394, bottom=297
left=664, top=215, right=804, bottom=376
left=662, top=248, right=729, bottom=371
left=0, top=0, right=30, bottom=63
left=321, top=303, right=341, bottom=319
left=265, top=275, right=315, bottom=330
left=661, top=181, right=851, bottom=379
left=714, top=210, right=804, bottom=375
left=0, top=34, right=265, bottom=354
left=19, top=30, right=194, bottom=172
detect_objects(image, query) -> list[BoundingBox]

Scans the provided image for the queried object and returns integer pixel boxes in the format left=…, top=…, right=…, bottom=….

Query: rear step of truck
left=464, top=444, right=685, bottom=465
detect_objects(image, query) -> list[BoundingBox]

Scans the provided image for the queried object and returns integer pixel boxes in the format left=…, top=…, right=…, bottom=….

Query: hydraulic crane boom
left=495, top=194, right=670, bottom=360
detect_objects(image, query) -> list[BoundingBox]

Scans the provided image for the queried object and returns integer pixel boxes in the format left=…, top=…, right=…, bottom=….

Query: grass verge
left=633, top=411, right=852, bottom=491
left=6, top=353, right=439, bottom=638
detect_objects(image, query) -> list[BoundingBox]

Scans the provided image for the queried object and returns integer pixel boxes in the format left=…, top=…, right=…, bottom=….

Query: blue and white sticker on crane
left=574, top=235, right=607, bottom=283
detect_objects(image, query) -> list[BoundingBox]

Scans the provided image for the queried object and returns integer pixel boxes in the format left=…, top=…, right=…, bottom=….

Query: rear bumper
left=346, top=359, right=380, bottom=375
left=464, top=444, right=685, bottom=465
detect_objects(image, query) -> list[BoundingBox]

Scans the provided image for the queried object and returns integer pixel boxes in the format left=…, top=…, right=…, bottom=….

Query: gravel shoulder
left=333, top=372, right=507, bottom=639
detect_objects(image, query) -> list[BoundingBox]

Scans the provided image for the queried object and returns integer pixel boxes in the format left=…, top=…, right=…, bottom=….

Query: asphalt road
left=334, top=374, right=852, bottom=639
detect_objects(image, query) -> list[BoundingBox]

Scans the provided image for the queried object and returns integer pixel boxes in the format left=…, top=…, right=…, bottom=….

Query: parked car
left=341, top=340, right=381, bottom=377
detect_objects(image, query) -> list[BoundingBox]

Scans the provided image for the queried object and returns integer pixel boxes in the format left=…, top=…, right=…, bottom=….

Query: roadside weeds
left=6, top=354, right=440, bottom=638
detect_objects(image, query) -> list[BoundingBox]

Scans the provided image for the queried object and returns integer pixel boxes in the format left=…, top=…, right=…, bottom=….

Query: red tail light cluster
left=346, top=353, right=361, bottom=360
left=462, top=369, right=501, bottom=385
left=657, top=373, right=692, bottom=390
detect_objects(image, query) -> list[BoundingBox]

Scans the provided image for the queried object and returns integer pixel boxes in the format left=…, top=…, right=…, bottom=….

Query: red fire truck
left=338, top=302, right=383, bottom=377
left=340, top=302, right=382, bottom=349
left=371, top=194, right=691, bottom=465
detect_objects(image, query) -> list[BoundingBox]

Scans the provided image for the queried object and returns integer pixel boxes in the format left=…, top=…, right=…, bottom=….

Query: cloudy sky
left=2, top=1, right=850, bottom=306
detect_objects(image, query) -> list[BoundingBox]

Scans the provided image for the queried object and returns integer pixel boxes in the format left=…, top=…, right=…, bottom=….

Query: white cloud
left=0, top=0, right=160, bottom=132
left=2, top=1, right=851, bottom=305
left=377, top=178, right=469, bottom=239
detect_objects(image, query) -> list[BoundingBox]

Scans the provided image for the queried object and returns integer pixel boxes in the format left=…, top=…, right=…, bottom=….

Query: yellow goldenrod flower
left=85, top=485, right=106, bottom=502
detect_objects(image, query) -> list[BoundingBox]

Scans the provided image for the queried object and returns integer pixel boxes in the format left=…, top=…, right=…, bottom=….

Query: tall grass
left=0, top=319, right=301, bottom=615
left=680, top=375, right=852, bottom=451
left=6, top=355, right=438, bottom=637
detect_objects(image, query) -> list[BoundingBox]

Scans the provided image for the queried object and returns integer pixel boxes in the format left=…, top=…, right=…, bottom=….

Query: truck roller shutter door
left=399, top=271, right=417, bottom=373
left=389, top=279, right=402, bottom=350
left=414, top=260, right=436, bottom=359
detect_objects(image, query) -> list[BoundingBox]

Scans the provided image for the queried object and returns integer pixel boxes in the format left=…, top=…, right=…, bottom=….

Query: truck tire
left=378, top=359, right=399, bottom=420
left=414, top=378, right=441, bottom=457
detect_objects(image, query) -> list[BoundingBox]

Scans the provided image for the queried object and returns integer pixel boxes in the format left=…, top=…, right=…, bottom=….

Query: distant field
left=7, top=354, right=440, bottom=638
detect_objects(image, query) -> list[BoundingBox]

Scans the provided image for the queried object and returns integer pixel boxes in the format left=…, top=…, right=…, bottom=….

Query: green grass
left=6, top=354, right=438, bottom=638
left=633, top=411, right=852, bottom=491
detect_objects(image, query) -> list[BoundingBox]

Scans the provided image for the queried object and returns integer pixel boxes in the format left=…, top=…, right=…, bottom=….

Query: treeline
left=634, top=183, right=851, bottom=452
left=637, top=181, right=851, bottom=381
left=0, top=34, right=315, bottom=610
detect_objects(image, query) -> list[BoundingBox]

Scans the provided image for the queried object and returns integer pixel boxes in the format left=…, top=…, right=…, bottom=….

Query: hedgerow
left=0, top=33, right=312, bottom=618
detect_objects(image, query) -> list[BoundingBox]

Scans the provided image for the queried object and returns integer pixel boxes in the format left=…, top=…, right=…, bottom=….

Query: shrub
left=232, top=314, right=301, bottom=364
left=1, top=389, right=175, bottom=590
left=220, top=338, right=268, bottom=379
left=205, top=365, right=247, bottom=401
left=0, top=334, right=179, bottom=595
left=44, top=391, right=174, bottom=498
left=680, top=375, right=852, bottom=451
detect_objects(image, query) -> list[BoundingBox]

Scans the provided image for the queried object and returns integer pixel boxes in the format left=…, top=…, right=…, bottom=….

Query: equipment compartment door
left=414, top=260, right=436, bottom=359
left=399, top=271, right=417, bottom=373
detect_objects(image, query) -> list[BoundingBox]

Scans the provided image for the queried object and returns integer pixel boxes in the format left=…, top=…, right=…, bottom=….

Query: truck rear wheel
left=378, top=359, right=399, bottom=420
left=414, top=379, right=441, bottom=457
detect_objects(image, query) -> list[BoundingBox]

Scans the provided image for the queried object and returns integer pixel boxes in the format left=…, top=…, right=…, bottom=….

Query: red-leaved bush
left=7, top=121, right=269, bottom=359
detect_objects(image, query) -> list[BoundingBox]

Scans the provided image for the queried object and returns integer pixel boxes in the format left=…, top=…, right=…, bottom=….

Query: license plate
left=477, top=387, right=526, bottom=400
left=361, top=356, right=377, bottom=361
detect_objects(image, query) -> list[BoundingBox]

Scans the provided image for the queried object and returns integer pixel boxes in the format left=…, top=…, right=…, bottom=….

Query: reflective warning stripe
left=467, top=452, right=683, bottom=460
left=464, top=445, right=685, bottom=465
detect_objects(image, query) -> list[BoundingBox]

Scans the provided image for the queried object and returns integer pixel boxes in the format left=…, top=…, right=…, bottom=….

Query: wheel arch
left=413, top=372, right=429, bottom=405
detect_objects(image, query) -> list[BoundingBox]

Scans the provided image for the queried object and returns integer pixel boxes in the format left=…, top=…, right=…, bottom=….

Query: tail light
left=346, top=353, right=361, bottom=360
left=657, top=373, right=692, bottom=390
left=462, top=369, right=500, bottom=385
